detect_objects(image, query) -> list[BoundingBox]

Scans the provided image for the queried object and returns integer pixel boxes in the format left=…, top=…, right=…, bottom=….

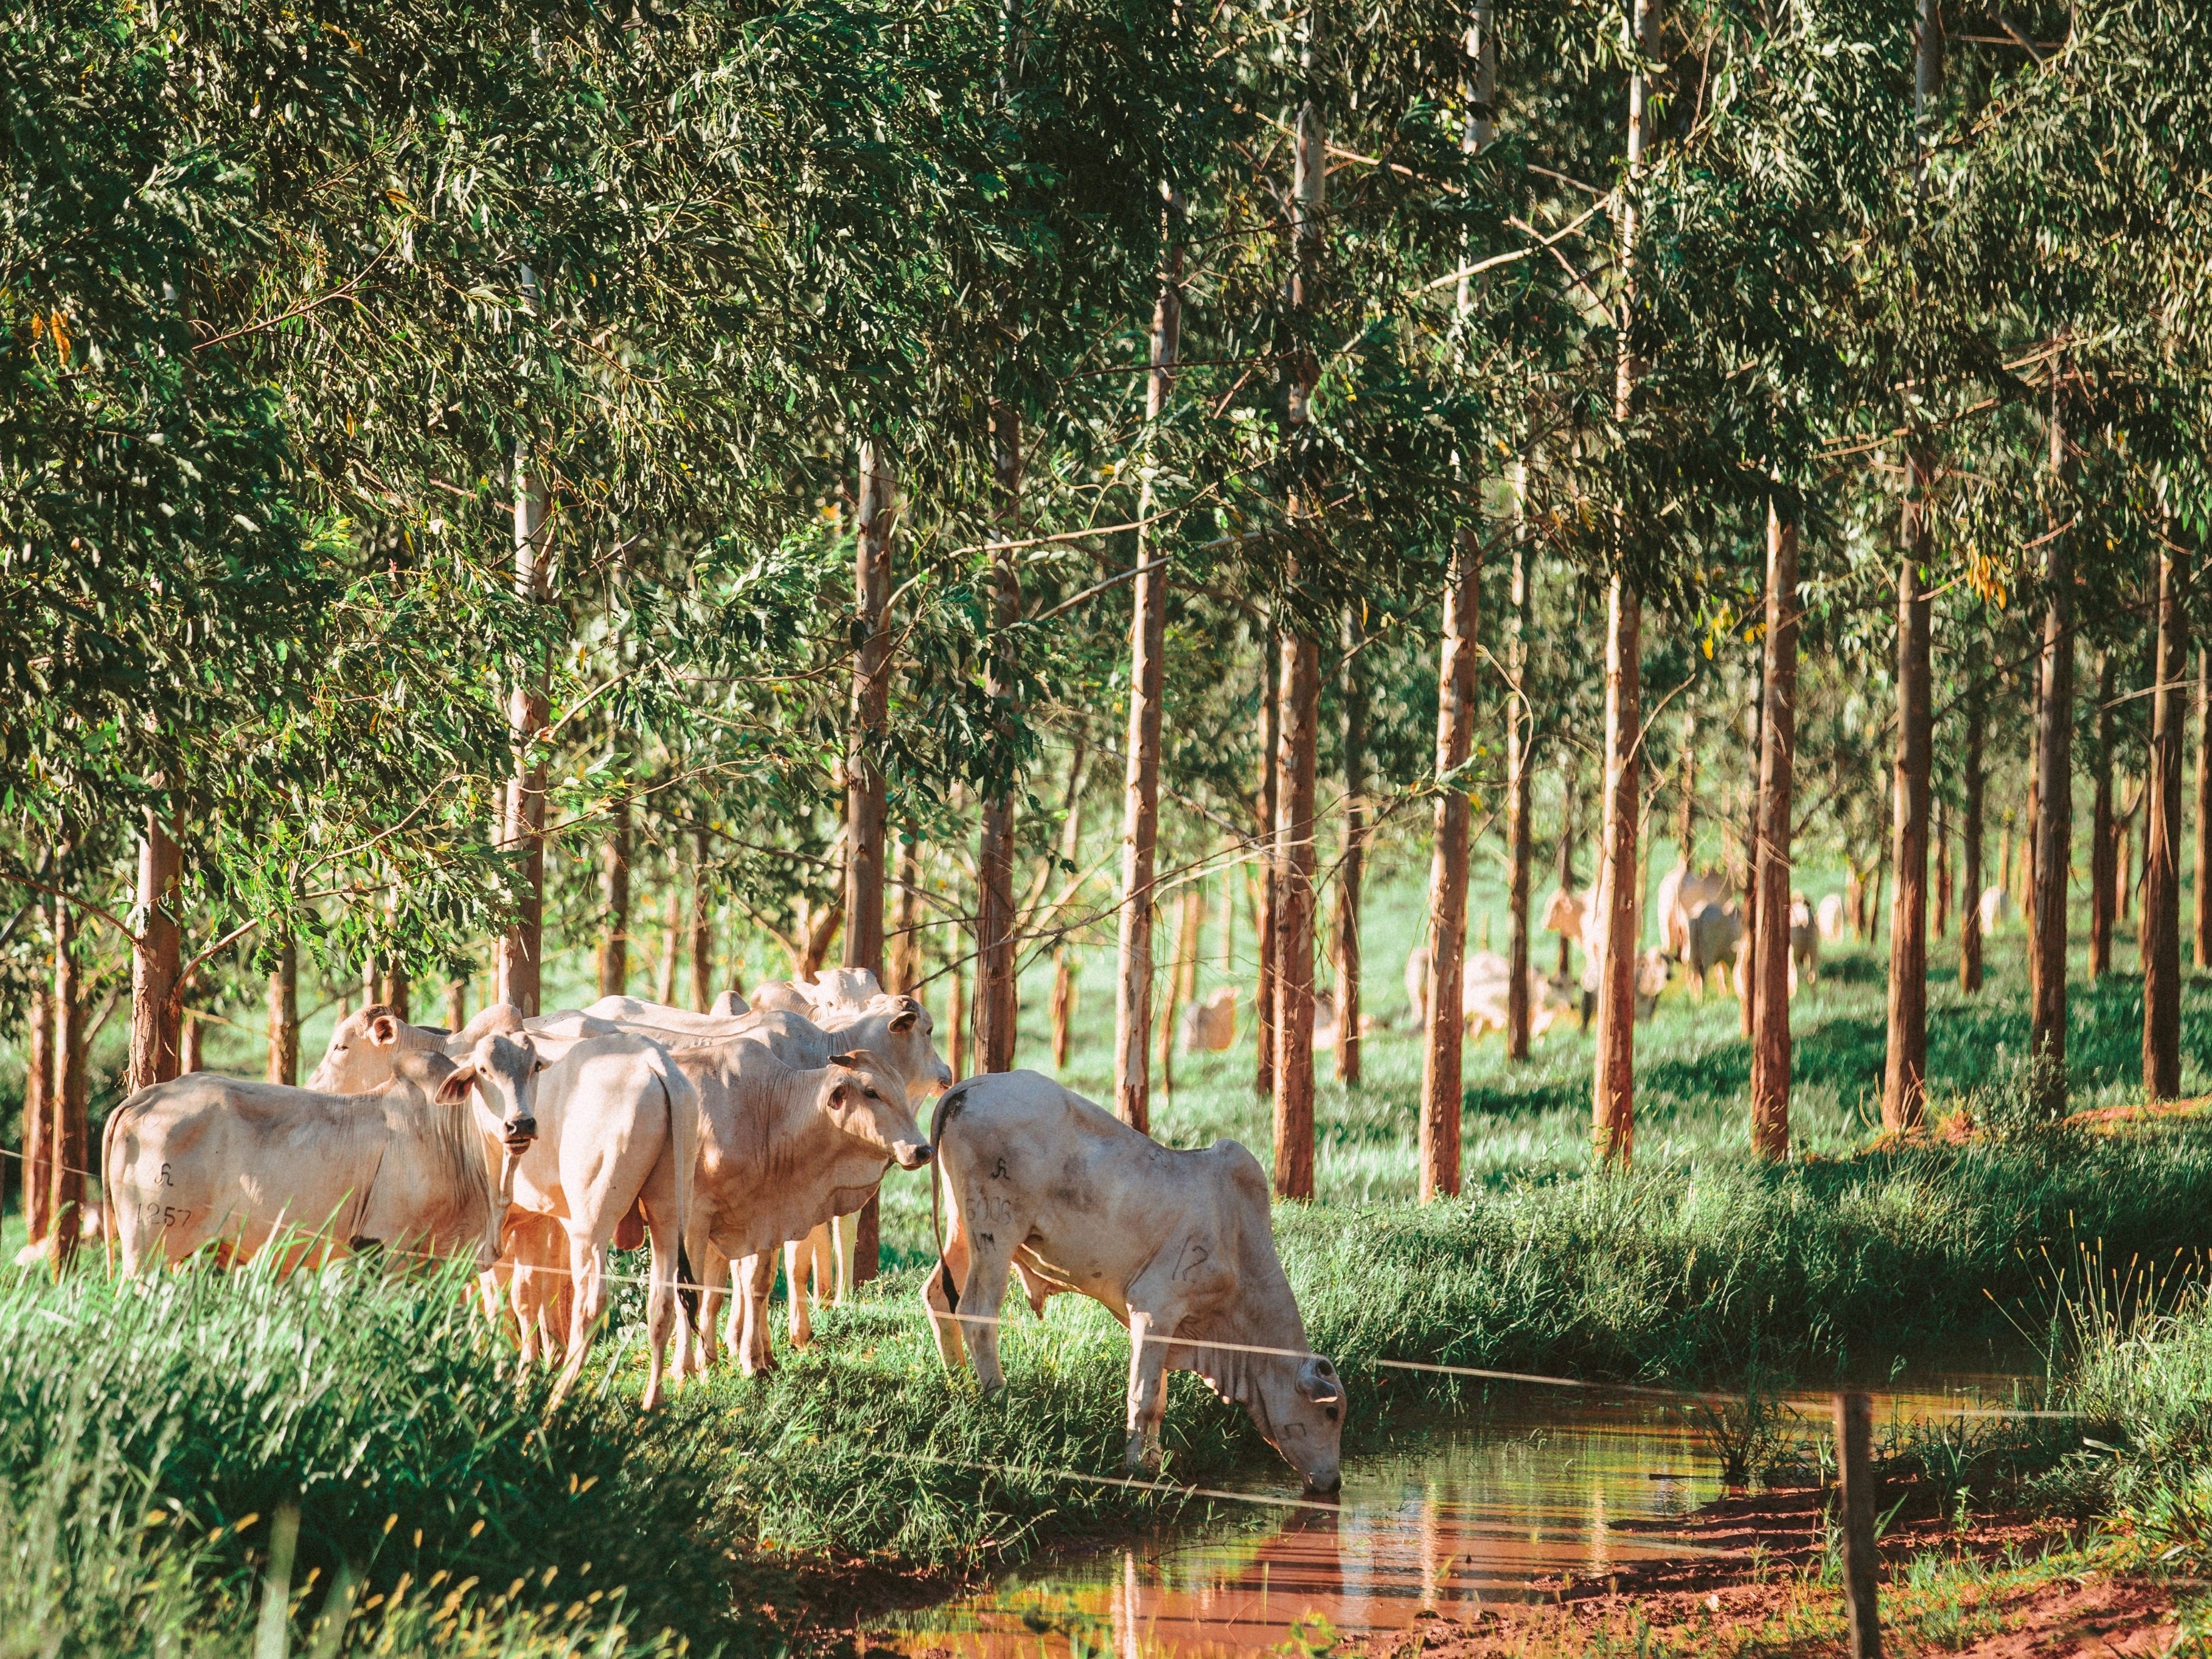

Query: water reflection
left=892, top=1373, right=2042, bottom=1658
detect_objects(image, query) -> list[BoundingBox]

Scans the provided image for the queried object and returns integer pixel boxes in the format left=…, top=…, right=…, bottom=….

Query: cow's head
left=308, top=1004, right=433, bottom=1093
left=1253, top=1352, right=1345, bottom=1493
left=819, top=1049, right=932, bottom=1170
left=877, top=995, right=953, bottom=1098
left=436, top=1031, right=547, bottom=1152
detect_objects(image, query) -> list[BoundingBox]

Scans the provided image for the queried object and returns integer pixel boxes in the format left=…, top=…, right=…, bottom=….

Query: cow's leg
left=1124, top=1309, right=1175, bottom=1473
left=922, top=1217, right=974, bottom=1369
left=736, top=1250, right=777, bottom=1377
left=956, top=1211, right=1018, bottom=1395
left=690, top=1243, right=728, bottom=1374
left=785, top=1225, right=832, bottom=1349
left=636, top=1143, right=684, bottom=1410
left=549, top=1234, right=608, bottom=1405
left=833, top=1205, right=864, bottom=1303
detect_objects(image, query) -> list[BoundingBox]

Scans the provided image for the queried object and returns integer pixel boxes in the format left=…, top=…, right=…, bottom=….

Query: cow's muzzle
left=892, top=1140, right=933, bottom=1171
left=503, top=1116, right=538, bottom=1153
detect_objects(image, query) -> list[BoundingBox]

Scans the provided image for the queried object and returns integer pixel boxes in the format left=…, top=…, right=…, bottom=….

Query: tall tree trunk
left=1336, top=607, right=1367, bottom=1084
left=891, top=830, right=921, bottom=995
left=1594, top=0, right=1659, bottom=1164
left=1961, top=676, right=1986, bottom=993
left=1160, top=887, right=1202, bottom=1094
left=658, top=892, right=680, bottom=1006
left=22, top=913, right=52, bottom=1249
left=1051, top=949, right=1077, bottom=1069
left=1751, top=504, right=1799, bottom=1160
left=128, top=809, right=182, bottom=1093
left=1505, top=470, right=1536, bottom=1061
left=2030, top=370, right=2076, bottom=1102
left=975, top=405, right=1023, bottom=1074
left=447, top=979, right=468, bottom=1032
left=598, top=795, right=631, bottom=998
left=267, top=939, right=298, bottom=1085
left=1557, top=774, right=1576, bottom=980
left=1421, top=533, right=1480, bottom=1202
left=50, top=889, right=85, bottom=1268
left=2144, top=537, right=2186, bottom=1099
left=1742, top=663, right=1762, bottom=1038
left=848, top=442, right=895, bottom=987
left=946, top=959, right=966, bottom=1080
left=690, top=829, right=714, bottom=1012
left=1113, top=198, right=1183, bottom=1130
left=2091, top=652, right=2115, bottom=978
left=1678, top=712, right=1696, bottom=874
left=1273, top=628, right=1320, bottom=1202
left=2195, top=648, right=2211, bottom=969
left=497, top=406, right=551, bottom=1017
left=1254, top=645, right=1280, bottom=1096
left=1935, top=805, right=1951, bottom=939
left=1883, top=459, right=1934, bottom=1131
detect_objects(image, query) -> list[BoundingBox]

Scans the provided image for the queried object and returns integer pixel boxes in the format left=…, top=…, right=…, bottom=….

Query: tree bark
left=658, top=892, right=680, bottom=1006
left=975, top=404, right=1023, bottom=1074
left=1113, top=202, right=1182, bottom=1130
left=2030, top=372, right=2075, bottom=1101
left=1160, top=886, right=1202, bottom=1094
left=267, top=939, right=298, bottom=1085
left=1272, top=628, right=1321, bottom=1200
left=1051, top=950, right=1077, bottom=1069
left=2196, top=647, right=2211, bottom=970
left=496, top=405, right=551, bottom=1017
left=1961, top=676, right=1986, bottom=993
left=50, top=890, right=85, bottom=1268
left=1505, top=475, right=1535, bottom=1062
left=1336, top=606, right=1367, bottom=1084
left=945, top=959, right=966, bottom=1080
left=1935, top=805, right=1951, bottom=939
left=128, top=809, right=183, bottom=1093
left=890, top=829, right=921, bottom=995
left=447, top=979, right=468, bottom=1032
left=847, top=441, right=896, bottom=989
left=690, top=829, right=714, bottom=1012
left=1883, top=461, right=1934, bottom=1132
left=1557, top=773, right=1577, bottom=980
left=23, top=919, right=52, bottom=1248
left=598, top=795, right=632, bottom=999
left=2091, top=652, right=2116, bottom=978
left=2144, top=537, right=2186, bottom=1099
left=1742, top=685, right=1762, bottom=1041
left=1254, top=645, right=1280, bottom=1096
left=1421, top=532, right=1480, bottom=1201
left=1751, top=504, right=1799, bottom=1160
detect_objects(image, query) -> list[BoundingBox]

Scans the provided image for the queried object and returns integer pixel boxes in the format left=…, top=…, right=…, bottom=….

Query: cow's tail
left=653, top=1047, right=703, bottom=1331
left=928, top=1080, right=975, bottom=1315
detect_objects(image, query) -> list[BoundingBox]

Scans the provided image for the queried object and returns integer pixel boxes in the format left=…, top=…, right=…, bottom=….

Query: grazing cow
left=1790, top=892, right=1820, bottom=988
left=922, top=1071, right=1344, bottom=1492
left=1180, top=987, right=1237, bottom=1052
left=1462, top=956, right=1580, bottom=1042
left=1540, top=888, right=1587, bottom=951
left=500, top=1033, right=700, bottom=1409
left=676, top=1045, right=931, bottom=1377
left=1657, top=866, right=1730, bottom=956
left=1979, top=886, right=2012, bottom=936
left=1815, top=892, right=1845, bottom=942
left=105, top=1032, right=542, bottom=1275
left=1682, top=901, right=1743, bottom=994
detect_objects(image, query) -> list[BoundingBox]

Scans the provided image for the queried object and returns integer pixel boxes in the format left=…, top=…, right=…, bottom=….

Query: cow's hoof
left=1124, top=1432, right=1163, bottom=1475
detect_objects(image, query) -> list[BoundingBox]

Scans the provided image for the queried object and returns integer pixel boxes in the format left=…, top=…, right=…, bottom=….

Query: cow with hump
left=103, top=1030, right=543, bottom=1275
left=923, top=1071, right=1345, bottom=1492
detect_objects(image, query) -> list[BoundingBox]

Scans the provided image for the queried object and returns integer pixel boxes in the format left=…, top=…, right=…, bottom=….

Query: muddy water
left=890, top=1371, right=2044, bottom=1658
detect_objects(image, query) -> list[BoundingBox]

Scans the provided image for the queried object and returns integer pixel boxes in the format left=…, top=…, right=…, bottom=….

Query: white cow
left=1979, top=886, right=2013, bottom=936
left=1180, top=987, right=1237, bottom=1052
left=1790, top=892, right=1820, bottom=987
left=1683, top=901, right=1744, bottom=994
left=1817, top=892, right=1848, bottom=942
left=105, top=1032, right=541, bottom=1276
left=923, top=1071, right=1344, bottom=1491
left=1657, top=866, right=1730, bottom=956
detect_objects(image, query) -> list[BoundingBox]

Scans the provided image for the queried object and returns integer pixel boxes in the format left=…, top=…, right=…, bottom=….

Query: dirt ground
left=1343, top=1481, right=2185, bottom=1658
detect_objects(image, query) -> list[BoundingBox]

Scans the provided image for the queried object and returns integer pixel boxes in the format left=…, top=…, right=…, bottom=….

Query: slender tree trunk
left=599, top=795, right=632, bottom=998
left=1961, top=677, right=1986, bottom=993
left=848, top=441, right=895, bottom=990
left=1051, top=950, right=1077, bottom=1069
left=1273, top=628, right=1321, bottom=1201
left=690, top=829, right=714, bottom=1012
left=1594, top=0, right=1659, bottom=1163
left=1935, top=805, right=1951, bottom=938
left=975, top=406, right=1023, bottom=1073
left=2121, top=795, right=2137, bottom=923
left=2144, top=538, right=2186, bottom=1099
left=2030, top=370, right=2076, bottom=1101
left=1113, top=205, right=1182, bottom=1130
left=2091, top=652, right=2115, bottom=978
left=447, top=979, right=467, bottom=1032
left=1742, top=662, right=1763, bottom=1038
left=50, top=891, right=84, bottom=1268
left=2195, top=647, right=2211, bottom=969
left=1336, top=607, right=1367, bottom=1083
left=23, top=928, right=52, bottom=1248
left=890, top=830, right=922, bottom=995
left=946, top=960, right=966, bottom=1080
left=1255, top=646, right=1280, bottom=1096
left=1160, top=887, right=1202, bottom=1094
left=1505, top=473, right=1535, bottom=1061
left=1751, top=505, right=1799, bottom=1159
left=1678, top=713, right=1697, bottom=875
left=1420, top=533, right=1480, bottom=1201
left=1883, top=461, right=1934, bottom=1130
left=267, top=939, right=298, bottom=1085
left=497, top=407, right=551, bottom=1016
left=658, top=892, right=680, bottom=1006
left=128, top=810, right=183, bottom=1093
left=1557, top=775, right=1576, bottom=981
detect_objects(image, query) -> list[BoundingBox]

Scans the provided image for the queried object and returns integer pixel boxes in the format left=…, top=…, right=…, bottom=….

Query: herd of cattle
left=97, top=969, right=1347, bottom=1490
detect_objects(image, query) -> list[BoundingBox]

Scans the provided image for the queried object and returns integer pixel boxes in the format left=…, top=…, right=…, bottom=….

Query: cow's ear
left=828, top=1052, right=858, bottom=1068
left=889, top=1009, right=919, bottom=1034
left=435, top=1064, right=478, bottom=1107
left=827, top=1081, right=848, bottom=1105
left=369, top=1013, right=404, bottom=1048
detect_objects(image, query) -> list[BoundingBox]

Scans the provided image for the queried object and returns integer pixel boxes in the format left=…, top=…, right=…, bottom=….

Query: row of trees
left=8, top=0, right=2212, bottom=1267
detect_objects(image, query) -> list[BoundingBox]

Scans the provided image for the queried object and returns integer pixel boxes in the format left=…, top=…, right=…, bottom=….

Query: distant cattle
left=1817, top=892, right=1848, bottom=942
left=105, top=1030, right=543, bottom=1276
left=1682, top=901, right=1744, bottom=994
left=923, top=1070, right=1344, bottom=1491
left=1790, top=892, right=1820, bottom=987
left=1180, top=987, right=1237, bottom=1052
left=1979, top=886, right=2013, bottom=936
left=1657, top=866, right=1730, bottom=956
